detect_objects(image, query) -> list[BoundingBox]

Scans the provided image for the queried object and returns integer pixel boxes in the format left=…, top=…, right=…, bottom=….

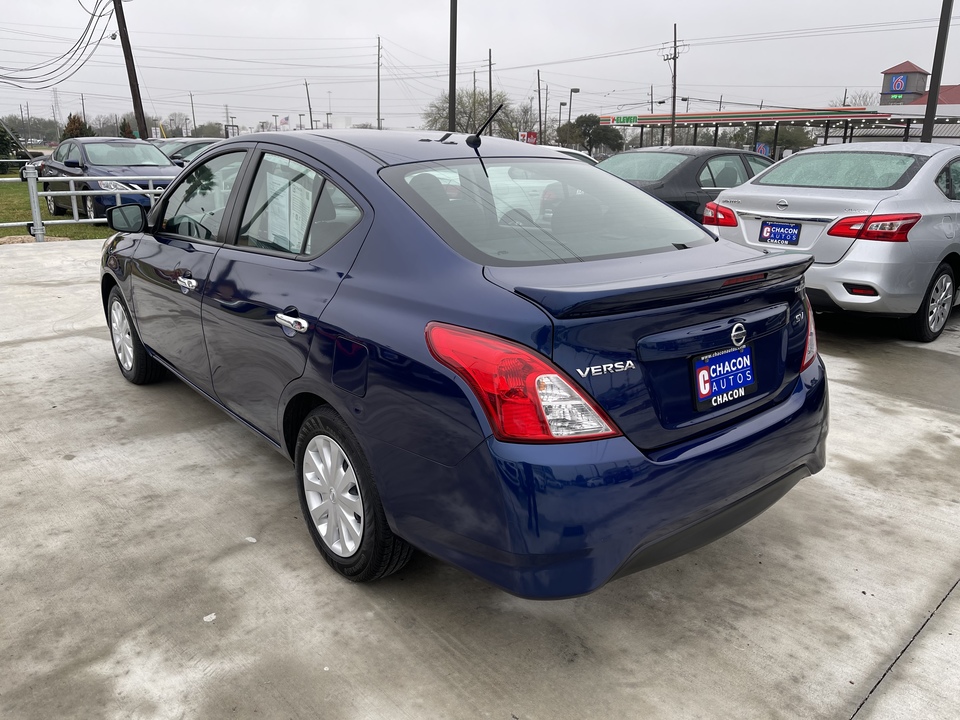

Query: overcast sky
left=0, top=0, right=956, bottom=133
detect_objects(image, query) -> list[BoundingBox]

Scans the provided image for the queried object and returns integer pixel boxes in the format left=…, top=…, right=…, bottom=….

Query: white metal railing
left=2, top=164, right=170, bottom=242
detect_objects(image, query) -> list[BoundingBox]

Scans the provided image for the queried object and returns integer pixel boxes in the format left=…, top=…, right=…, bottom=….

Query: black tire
left=106, top=286, right=164, bottom=384
left=295, top=406, right=413, bottom=582
left=907, top=262, right=955, bottom=342
left=45, top=184, right=65, bottom=216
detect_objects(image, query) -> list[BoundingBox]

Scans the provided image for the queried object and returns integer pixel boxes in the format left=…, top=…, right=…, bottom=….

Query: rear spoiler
left=511, top=254, right=813, bottom=319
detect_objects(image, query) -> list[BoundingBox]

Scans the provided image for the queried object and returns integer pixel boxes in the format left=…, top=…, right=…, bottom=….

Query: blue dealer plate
left=693, top=345, right=758, bottom=411
left=759, top=220, right=801, bottom=245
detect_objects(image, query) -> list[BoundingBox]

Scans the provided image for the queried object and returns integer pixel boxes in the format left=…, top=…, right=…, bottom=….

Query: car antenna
left=465, top=103, right=504, bottom=177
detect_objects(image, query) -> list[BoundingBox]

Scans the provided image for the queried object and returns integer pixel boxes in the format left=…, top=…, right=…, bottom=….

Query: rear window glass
left=381, top=158, right=712, bottom=266
left=754, top=151, right=925, bottom=190
left=597, top=152, right=688, bottom=182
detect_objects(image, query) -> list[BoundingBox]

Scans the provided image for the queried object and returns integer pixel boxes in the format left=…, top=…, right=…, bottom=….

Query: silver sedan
left=706, top=142, right=960, bottom=341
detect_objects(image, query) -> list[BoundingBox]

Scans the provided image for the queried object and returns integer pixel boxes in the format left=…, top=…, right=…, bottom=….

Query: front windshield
left=597, top=152, right=688, bottom=182
left=84, top=142, right=174, bottom=167
left=381, top=158, right=713, bottom=266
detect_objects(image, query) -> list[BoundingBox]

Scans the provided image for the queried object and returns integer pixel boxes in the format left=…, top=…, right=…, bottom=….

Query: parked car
left=597, top=146, right=774, bottom=222
left=42, top=137, right=181, bottom=219
left=707, top=142, right=960, bottom=342
left=153, top=137, right=221, bottom=164
left=100, top=130, right=828, bottom=599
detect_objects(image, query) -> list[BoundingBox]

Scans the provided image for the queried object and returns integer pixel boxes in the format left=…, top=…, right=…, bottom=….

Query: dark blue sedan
left=100, top=130, right=828, bottom=599
left=42, top=137, right=181, bottom=219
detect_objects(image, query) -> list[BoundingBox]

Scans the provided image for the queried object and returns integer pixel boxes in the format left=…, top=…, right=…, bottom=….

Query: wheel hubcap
left=46, top=195, right=55, bottom=214
left=302, top=434, right=363, bottom=558
left=86, top=197, right=95, bottom=220
left=109, top=299, right=134, bottom=371
left=927, top=274, right=953, bottom=334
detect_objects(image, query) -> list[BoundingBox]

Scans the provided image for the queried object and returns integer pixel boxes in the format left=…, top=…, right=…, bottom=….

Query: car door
left=692, top=154, right=754, bottom=222
left=129, top=148, right=252, bottom=395
left=45, top=142, right=81, bottom=212
left=201, top=146, right=368, bottom=441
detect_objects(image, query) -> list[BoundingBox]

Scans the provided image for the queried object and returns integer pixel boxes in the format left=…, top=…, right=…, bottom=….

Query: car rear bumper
left=383, top=358, right=828, bottom=599
left=805, top=241, right=931, bottom=316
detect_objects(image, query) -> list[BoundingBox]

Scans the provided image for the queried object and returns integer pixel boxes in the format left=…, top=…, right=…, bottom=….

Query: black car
left=41, top=137, right=181, bottom=219
left=597, top=146, right=774, bottom=222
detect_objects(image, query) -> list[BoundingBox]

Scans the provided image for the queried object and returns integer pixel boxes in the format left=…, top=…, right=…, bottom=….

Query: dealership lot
left=1, top=239, right=958, bottom=719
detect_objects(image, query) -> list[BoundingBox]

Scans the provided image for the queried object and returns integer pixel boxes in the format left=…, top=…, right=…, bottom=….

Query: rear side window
left=755, top=151, right=924, bottom=190
left=382, top=158, right=713, bottom=266
left=746, top=155, right=773, bottom=175
left=698, top=156, right=748, bottom=188
left=597, top=152, right=687, bottom=182
left=239, top=154, right=322, bottom=255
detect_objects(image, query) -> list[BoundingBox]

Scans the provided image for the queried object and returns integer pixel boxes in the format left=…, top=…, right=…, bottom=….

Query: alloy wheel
left=927, top=273, right=953, bottom=335
left=109, top=299, right=134, bottom=372
left=302, top=434, right=364, bottom=558
left=46, top=194, right=56, bottom=215
left=85, top=196, right=96, bottom=220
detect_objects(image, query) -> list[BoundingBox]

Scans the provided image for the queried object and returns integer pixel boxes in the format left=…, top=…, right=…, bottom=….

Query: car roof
left=70, top=137, right=152, bottom=145
left=216, top=129, right=583, bottom=167
left=619, top=145, right=765, bottom=157
left=795, top=142, right=957, bottom=157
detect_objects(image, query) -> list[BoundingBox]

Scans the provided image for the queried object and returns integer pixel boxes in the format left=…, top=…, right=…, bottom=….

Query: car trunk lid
left=485, top=243, right=813, bottom=451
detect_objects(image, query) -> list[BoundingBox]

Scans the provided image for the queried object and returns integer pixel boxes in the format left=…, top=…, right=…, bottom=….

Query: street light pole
left=558, top=101, right=566, bottom=142
left=299, top=113, right=304, bottom=130
left=567, top=87, right=579, bottom=124
left=273, top=114, right=279, bottom=131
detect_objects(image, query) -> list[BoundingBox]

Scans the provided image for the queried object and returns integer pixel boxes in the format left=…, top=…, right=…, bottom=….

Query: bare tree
left=421, top=89, right=513, bottom=136
left=830, top=90, right=879, bottom=107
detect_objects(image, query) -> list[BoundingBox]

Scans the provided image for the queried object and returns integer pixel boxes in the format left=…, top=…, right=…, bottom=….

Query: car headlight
left=98, top=180, right=134, bottom=192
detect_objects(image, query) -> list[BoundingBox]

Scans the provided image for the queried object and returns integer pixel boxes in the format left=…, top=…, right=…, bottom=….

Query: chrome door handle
left=176, top=277, right=198, bottom=291
left=275, top=313, right=308, bottom=334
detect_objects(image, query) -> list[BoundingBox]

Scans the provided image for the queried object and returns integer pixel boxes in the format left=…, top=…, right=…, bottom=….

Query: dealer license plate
left=759, top=220, right=801, bottom=245
left=693, top=345, right=758, bottom=412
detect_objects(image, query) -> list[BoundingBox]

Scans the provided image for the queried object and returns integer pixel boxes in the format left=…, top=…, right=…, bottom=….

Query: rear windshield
left=381, top=158, right=712, bottom=266
left=597, top=152, right=688, bottom=182
left=754, top=151, right=925, bottom=190
left=84, top=142, right=174, bottom=167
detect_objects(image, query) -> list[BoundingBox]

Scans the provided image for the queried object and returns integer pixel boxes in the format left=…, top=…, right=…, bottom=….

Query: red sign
left=518, top=131, right=538, bottom=144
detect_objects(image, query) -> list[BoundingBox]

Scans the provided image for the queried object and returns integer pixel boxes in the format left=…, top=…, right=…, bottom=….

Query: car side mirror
left=171, top=155, right=185, bottom=167
left=107, top=204, right=147, bottom=233
left=64, top=159, right=81, bottom=169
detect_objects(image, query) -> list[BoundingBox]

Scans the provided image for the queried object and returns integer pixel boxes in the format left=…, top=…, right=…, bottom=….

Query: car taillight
left=827, top=213, right=920, bottom=242
left=801, top=294, right=818, bottom=371
left=703, top=201, right=738, bottom=227
left=425, top=322, right=621, bottom=443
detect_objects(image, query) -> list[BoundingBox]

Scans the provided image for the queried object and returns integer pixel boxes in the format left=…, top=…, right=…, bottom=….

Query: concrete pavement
left=1, top=239, right=958, bottom=719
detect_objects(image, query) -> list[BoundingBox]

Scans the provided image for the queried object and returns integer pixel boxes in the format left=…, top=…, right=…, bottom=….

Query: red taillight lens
left=425, top=323, right=621, bottom=443
left=801, top=294, right=818, bottom=371
left=702, top=201, right=738, bottom=227
left=827, top=213, right=920, bottom=242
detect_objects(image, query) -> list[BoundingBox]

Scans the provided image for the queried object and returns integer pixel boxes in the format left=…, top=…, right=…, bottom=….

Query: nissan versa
left=100, top=130, right=828, bottom=599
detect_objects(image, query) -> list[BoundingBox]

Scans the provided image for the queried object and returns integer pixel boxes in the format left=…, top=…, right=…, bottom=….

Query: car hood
left=89, top=164, right=181, bottom=180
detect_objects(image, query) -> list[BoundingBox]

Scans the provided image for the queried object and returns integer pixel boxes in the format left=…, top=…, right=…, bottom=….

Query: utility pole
left=189, top=93, right=197, bottom=135
left=659, top=24, right=688, bottom=146
left=304, top=80, right=315, bottom=129
left=273, top=114, right=279, bottom=131
left=922, top=0, right=953, bottom=142
left=448, top=4, right=457, bottom=132
left=488, top=49, right=493, bottom=135
left=81, top=94, right=86, bottom=124
left=299, top=113, right=304, bottom=130
left=113, top=0, right=148, bottom=140
left=537, top=70, right=543, bottom=144
left=20, top=104, right=26, bottom=140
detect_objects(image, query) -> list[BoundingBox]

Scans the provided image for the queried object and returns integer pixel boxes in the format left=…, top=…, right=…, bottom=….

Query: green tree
left=717, top=125, right=814, bottom=154
left=573, top=114, right=624, bottom=155
left=118, top=118, right=135, bottom=139
left=556, top=121, right=583, bottom=149
left=60, top=113, right=96, bottom=141
left=421, top=89, right=514, bottom=136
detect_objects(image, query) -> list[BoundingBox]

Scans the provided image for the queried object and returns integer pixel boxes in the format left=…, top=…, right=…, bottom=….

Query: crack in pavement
left=849, top=575, right=960, bottom=719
